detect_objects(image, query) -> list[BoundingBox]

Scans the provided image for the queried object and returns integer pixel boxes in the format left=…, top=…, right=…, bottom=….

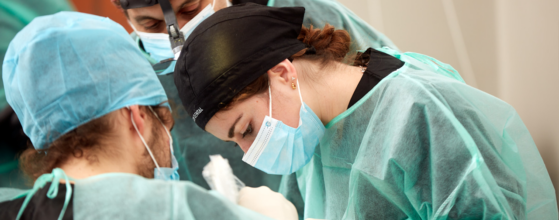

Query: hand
left=238, top=186, right=298, bottom=220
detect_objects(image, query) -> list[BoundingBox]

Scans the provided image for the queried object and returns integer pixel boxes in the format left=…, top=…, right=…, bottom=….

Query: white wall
left=338, top=0, right=559, bottom=203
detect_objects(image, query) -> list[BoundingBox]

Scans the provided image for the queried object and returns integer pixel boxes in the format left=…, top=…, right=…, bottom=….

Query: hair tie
left=304, top=45, right=317, bottom=55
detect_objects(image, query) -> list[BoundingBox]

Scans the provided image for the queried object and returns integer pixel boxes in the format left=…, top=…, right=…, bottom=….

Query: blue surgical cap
left=2, top=12, right=168, bottom=149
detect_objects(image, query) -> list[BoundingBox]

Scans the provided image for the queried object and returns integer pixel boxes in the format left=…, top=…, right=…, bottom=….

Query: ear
left=267, top=59, right=298, bottom=86
left=128, top=105, right=148, bottom=136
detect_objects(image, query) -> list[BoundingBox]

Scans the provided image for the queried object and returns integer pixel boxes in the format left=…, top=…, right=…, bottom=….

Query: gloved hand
left=238, top=186, right=298, bottom=220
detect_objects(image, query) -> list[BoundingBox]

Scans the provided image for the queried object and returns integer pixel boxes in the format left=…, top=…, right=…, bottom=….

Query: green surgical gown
left=0, top=171, right=273, bottom=220
left=269, top=0, right=398, bottom=51
left=134, top=0, right=398, bottom=191
left=0, top=0, right=73, bottom=189
left=279, top=48, right=558, bottom=219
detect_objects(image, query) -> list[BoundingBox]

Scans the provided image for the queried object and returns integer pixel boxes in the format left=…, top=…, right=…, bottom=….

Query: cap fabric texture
left=2, top=11, right=168, bottom=149
left=174, top=3, right=307, bottom=129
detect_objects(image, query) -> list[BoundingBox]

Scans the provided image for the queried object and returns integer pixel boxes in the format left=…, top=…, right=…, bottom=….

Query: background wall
left=338, top=0, right=559, bottom=202
left=70, top=0, right=132, bottom=32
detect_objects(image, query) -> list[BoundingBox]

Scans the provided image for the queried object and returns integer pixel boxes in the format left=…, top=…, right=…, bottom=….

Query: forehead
left=206, top=93, right=268, bottom=137
left=206, top=106, right=237, bottom=137
left=127, top=0, right=192, bottom=18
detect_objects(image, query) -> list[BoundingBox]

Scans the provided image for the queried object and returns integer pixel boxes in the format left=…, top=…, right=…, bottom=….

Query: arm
left=347, top=75, right=527, bottom=219
left=72, top=174, right=296, bottom=219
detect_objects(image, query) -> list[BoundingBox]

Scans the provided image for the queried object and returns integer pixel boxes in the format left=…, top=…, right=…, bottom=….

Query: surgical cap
left=174, top=3, right=307, bottom=129
left=2, top=12, right=168, bottom=149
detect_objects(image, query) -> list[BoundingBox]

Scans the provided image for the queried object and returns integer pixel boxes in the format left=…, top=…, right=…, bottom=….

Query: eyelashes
left=233, top=123, right=253, bottom=148
left=242, top=124, right=252, bottom=138
left=144, top=21, right=162, bottom=30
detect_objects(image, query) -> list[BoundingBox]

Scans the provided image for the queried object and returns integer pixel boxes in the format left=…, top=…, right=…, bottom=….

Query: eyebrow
left=133, top=0, right=197, bottom=24
left=228, top=114, right=243, bottom=139
left=177, top=0, right=197, bottom=12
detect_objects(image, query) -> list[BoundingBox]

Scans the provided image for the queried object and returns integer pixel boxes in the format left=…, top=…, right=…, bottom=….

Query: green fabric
left=0, top=170, right=273, bottom=220
left=280, top=48, right=557, bottom=219
left=0, top=0, right=74, bottom=109
left=270, top=0, right=399, bottom=52
left=0, top=147, right=29, bottom=189
left=0, top=0, right=73, bottom=190
left=133, top=0, right=399, bottom=193
left=0, top=187, right=28, bottom=201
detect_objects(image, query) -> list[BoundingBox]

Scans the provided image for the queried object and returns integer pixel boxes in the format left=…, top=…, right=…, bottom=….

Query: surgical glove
left=238, top=186, right=297, bottom=220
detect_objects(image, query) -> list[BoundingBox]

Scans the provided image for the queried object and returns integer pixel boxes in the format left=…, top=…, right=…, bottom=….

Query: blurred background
left=1, top=0, right=558, bottom=206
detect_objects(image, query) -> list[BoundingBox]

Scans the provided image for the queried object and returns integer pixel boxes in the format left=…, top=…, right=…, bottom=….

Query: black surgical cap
left=174, top=3, right=306, bottom=130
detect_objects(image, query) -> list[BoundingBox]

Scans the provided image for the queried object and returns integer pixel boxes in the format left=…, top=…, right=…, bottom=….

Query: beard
left=137, top=122, right=172, bottom=179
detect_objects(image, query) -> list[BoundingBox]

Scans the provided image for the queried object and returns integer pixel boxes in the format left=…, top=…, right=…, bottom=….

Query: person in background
left=174, top=3, right=558, bottom=219
left=0, top=12, right=296, bottom=220
left=109, top=0, right=398, bottom=195
left=0, top=0, right=73, bottom=189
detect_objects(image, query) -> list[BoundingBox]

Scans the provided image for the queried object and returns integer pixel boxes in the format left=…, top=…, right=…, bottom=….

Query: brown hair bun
left=291, top=24, right=351, bottom=62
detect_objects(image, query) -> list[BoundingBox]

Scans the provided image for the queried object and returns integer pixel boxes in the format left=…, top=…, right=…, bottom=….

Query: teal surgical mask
left=242, top=80, right=325, bottom=175
left=131, top=1, right=220, bottom=75
left=130, top=106, right=179, bottom=181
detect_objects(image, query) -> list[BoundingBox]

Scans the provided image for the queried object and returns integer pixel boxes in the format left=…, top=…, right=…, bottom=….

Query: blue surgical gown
left=0, top=171, right=273, bottom=220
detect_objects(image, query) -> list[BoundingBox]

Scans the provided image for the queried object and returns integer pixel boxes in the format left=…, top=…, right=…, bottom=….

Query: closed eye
left=242, top=124, right=252, bottom=138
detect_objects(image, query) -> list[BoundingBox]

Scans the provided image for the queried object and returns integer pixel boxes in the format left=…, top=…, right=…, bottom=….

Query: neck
left=58, top=141, right=140, bottom=179
left=297, top=61, right=363, bottom=125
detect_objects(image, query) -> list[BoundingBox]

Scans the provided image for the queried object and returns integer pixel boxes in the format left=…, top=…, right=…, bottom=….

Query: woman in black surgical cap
left=174, top=3, right=557, bottom=219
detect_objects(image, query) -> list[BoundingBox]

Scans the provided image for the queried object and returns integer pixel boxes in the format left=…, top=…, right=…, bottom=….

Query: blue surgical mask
left=130, top=106, right=180, bottom=181
left=131, top=1, right=218, bottom=75
left=242, top=81, right=325, bottom=175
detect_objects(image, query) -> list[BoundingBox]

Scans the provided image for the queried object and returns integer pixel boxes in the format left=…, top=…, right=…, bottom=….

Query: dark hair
left=224, top=23, right=351, bottom=107
left=19, top=106, right=171, bottom=181
left=110, top=0, right=129, bottom=17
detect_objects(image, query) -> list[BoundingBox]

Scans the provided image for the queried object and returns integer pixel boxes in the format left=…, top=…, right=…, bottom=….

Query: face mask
left=242, top=80, right=325, bottom=175
left=129, top=106, right=179, bottom=181
left=131, top=0, right=219, bottom=75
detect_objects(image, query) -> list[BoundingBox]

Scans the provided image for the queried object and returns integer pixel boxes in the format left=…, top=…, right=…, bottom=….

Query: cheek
left=238, top=139, right=252, bottom=153
left=272, top=102, right=301, bottom=128
left=238, top=98, right=269, bottom=153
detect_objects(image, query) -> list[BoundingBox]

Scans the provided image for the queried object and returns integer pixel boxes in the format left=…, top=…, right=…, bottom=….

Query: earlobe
left=267, top=59, right=297, bottom=85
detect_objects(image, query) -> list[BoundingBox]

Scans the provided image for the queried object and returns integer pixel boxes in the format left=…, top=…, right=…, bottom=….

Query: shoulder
left=271, top=0, right=348, bottom=16
left=0, top=187, right=28, bottom=203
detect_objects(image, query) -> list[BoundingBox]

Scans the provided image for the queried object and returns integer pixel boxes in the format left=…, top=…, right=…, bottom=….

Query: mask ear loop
left=268, top=80, right=303, bottom=119
left=128, top=107, right=162, bottom=175
left=148, top=106, right=174, bottom=155
left=268, top=86, right=273, bottom=118
left=295, top=79, right=304, bottom=126
left=296, top=79, right=303, bottom=105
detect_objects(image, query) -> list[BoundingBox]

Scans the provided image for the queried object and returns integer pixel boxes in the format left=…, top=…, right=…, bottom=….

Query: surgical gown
left=0, top=0, right=73, bottom=189
left=279, top=48, right=558, bottom=219
left=0, top=170, right=273, bottom=220
left=132, top=0, right=398, bottom=191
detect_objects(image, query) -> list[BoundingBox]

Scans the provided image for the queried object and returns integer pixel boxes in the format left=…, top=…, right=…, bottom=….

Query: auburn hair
left=225, top=24, right=351, bottom=107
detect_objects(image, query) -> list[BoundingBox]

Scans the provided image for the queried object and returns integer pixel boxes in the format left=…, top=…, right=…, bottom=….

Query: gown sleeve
left=347, top=68, right=555, bottom=219
left=71, top=174, right=274, bottom=220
